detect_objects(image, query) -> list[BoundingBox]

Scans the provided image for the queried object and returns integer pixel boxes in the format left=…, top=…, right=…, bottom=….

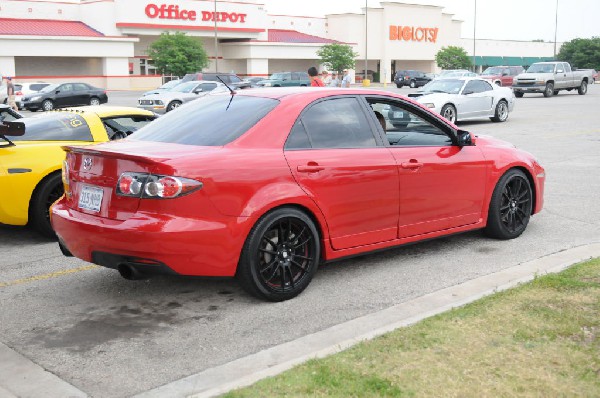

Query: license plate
left=78, top=185, right=103, bottom=212
left=393, top=111, right=404, bottom=118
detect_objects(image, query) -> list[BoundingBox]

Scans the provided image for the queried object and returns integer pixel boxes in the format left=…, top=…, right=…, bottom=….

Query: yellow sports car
left=0, top=106, right=157, bottom=237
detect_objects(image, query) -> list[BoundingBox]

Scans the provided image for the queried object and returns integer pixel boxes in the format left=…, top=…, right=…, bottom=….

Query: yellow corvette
left=0, top=106, right=157, bottom=237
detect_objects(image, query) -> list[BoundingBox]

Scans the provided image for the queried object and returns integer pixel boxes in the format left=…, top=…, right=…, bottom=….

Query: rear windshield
left=130, top=94, right=279, bottom=146
left=10, top=113, right=93, bottom=142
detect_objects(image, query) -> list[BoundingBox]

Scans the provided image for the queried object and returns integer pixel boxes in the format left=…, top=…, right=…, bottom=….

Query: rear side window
left=10, top=113, right=92, bottom=142
left=131, top=95, right=279, bottom=146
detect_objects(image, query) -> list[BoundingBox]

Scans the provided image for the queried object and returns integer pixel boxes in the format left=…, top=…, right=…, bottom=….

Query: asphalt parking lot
left=2, top=85, right=600, bottom=397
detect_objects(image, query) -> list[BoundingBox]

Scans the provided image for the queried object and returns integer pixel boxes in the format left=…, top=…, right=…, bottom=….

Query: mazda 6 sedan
left=51, top=88, right=545, bottom=301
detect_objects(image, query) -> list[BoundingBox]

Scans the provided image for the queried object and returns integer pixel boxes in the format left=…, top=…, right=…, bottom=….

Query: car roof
left=51, top=106, right=156, bottom=118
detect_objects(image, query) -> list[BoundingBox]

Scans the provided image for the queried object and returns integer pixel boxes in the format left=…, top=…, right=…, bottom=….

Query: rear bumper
left=51, top=198, right=248, bottom=277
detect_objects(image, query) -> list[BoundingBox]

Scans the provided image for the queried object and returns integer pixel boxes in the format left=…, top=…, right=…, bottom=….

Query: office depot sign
left=145, top=3, right=247, bottom=23
left=389, top=25, right=439, bottom=43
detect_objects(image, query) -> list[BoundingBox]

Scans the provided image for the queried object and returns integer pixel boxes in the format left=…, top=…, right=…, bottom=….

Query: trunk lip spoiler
left=62, top=145, right=171, bottom=165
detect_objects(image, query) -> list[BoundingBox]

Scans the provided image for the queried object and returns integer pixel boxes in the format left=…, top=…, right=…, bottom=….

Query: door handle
left=297, top=164, right=324, bottom=173
left=400, top=161, right=423, bottom=170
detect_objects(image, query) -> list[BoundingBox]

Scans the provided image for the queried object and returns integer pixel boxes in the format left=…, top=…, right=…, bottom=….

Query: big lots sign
left=145, top=3, right=247, bottom=23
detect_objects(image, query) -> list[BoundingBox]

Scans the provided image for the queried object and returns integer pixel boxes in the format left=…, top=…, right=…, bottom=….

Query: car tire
left=440, top=104, right=457, bottom=123
left=553, top=90, right=559, bottom=95
left=514, top=91, right=524, bottom=98
left=42, top=99, right=54, bottom=111
left=494, top=81, right=501, bottom=86
left=89, top=97, right=101, bottom=106
left=166, top=101, right=181, bottom=112
left=484, top=169, right=532, bottom=240
left=396, top=83, right=402, bottom=88
left=409, top=80, right=417, bottom=88
left=490, top=100, right=509, bottom=122
left=578, top=81, right=587, bottom=95
left=236, top=207, right=320, bottom=302
left=543, top=82, right=554, bottom=97
left=29, top=172, right=63, bottom=238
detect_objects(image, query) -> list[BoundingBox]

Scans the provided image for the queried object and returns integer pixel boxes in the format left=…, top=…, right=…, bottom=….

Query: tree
left=557, top=37, right=600, bottom=69
left=316, top=43, right=358, bottom=74
left=147, top=32, right=209, bottom=77
left=435, top=46, right=472, bottom=70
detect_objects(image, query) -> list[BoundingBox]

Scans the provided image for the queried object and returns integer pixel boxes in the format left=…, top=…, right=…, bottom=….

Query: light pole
left=553, top=0, right=559, bottom=59
left=214, top=0, right=219, bottom=72
left=472, top=0, right=477, bottom=72
left=364, top=0, right=368, bottom=84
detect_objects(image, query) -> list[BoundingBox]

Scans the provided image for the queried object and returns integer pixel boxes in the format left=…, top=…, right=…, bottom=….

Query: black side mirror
left=457, top=130, right=473, bottom=146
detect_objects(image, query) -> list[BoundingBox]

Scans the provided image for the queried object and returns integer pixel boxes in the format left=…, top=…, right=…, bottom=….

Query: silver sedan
left=137, top=80, right=226, bottom=114
left=407, top=77, right=515, bottom=123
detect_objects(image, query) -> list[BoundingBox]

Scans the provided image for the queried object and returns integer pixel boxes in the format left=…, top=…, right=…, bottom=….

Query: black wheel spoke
left=291, top=226, right=307, bottom=245
left=259, top=248, right=278, bottom=256
left=262, top=236, right=278, bottom=248
left=294, top=236, right=312, bottom=249
left=260, top=258, right=278, bottom=274
left=287, top=268, right=295, bottom=288
left=280, top=267, right=286, bottom=291
left=293, top=254, right=312, bottom=261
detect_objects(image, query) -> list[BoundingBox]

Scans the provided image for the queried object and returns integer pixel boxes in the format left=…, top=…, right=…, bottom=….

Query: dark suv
left=181, top=72, right=251, bottom=89
left=394, top=70, right=432, bottom=88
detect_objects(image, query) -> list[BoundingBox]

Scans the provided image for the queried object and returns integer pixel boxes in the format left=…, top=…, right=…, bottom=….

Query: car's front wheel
left=440, top=104, right=457, bottom=123
left=543, top=82, right=554, bottom=97
left=42, top=99, right=54, bottom=111
left=166, top=101, right=181, bottom=112
left=484, top=169, right=532, bottom=240
left=29, top=172, right=63, bottom=238
left=237, top=207, right=320, bottom=301
left=490, top=100, right=509, bottom=122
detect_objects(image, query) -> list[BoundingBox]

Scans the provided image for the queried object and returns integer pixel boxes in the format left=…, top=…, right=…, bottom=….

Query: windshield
left=130, top=94, right=279, bottom=146
left=159, top=80, right=181, bottom=89
left=9, top=113, right=93, bottom=142
left=482, top=67, right=502, bottom=76
left=172, top=82, right=200, bottom=93
left=527, top=64, right=555, bottom=73
left=40, top=84, right=59, bottom=93
left=421, top=79, right=465, bottom=94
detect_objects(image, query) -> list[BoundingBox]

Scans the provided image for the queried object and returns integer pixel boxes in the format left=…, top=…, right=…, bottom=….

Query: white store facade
left=0, top=0, right=559, bottom=89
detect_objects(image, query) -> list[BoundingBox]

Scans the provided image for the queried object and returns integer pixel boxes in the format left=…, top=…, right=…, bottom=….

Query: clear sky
left=262, top=0, right=600, bottom=42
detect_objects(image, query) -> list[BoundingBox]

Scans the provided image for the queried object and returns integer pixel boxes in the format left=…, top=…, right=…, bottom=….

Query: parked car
left=138, top=80, right=226, bottom=114
left=512, top=62, right=591, bottom=97
left=246, top=77, right=268, bottom=88
left=140, top=79, right=182, bottom=97
left=181, top=72, right=251, bottom=89
left=480, top=66, right=524, bottom=87
left=21, top=82, right=108, bottom=111
left=394, top=70, right=432, bottom=88
left=51, top=88, right=544, bottom=302
left=0, top=103, right=23, bottom=122
left=255, top=72, right=310, bottom=87
left=0, top=106, right=157, bottom=237
left=407, top=77, right=515, bottom=123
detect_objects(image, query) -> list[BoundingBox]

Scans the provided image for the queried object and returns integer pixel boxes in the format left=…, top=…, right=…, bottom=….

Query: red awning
left=0, top=18, right=104, bottom=37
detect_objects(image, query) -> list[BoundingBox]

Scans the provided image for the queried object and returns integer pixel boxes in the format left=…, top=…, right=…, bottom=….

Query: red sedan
left=51, top=88, right=545, bottom=301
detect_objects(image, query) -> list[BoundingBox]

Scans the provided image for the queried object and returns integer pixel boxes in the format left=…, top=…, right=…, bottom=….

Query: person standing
left=308, top=66, right=325, bottom=87
left=329, top=72, right=340, bottom=87
left=341, top=69, right=352, bottom=88
left=6, top=77, right=17, bottom=111
left=321, top=70, right=332, bottom=85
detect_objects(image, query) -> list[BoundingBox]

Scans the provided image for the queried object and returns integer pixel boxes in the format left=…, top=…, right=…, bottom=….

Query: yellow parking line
left=0, top=264, right=100, bottom=288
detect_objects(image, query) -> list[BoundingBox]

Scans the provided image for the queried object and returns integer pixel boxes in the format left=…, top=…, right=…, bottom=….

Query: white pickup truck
left=512, top=61, right=592, bottom=98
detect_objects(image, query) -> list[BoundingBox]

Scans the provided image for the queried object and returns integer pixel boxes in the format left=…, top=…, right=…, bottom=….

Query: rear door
left=284, top=96, right=400, bottom=250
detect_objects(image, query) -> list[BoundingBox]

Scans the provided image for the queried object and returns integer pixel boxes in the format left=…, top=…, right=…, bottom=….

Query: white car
left=137, top=80, right=227, bottom=114
left=407, top=77, right=515, bottom=123
left=1, top=82, right=50, bottom=109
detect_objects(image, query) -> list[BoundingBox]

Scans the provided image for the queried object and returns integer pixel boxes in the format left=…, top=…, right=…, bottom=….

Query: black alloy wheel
left=30, top=172, right=63, bottom=238
left=485, top=169, right=532, bottom=240
left=237, top=208, right=320, bottom=301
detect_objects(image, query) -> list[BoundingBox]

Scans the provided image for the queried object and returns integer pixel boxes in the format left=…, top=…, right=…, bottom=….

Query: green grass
left=224, top=258, right=600, bottom=397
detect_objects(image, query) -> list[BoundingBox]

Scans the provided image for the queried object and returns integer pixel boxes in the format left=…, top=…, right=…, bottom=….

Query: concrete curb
left=134, top=242, right=600, bottom=398
left=0, top=342, right=87, bottom=398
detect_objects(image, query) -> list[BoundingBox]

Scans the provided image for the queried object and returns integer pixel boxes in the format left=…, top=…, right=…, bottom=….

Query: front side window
left=9, top=113, right=92, bottom=142
left=368, top=98, right=453, bottom=147
left=464, top=80, right=492, bottom=94
left=59, top=84, right=73, bottom=92
left=286, top=97, right=377, bottom=149
left=131, top=94, right=279, bottom=146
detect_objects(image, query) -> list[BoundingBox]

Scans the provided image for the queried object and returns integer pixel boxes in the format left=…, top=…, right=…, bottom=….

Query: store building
left=0, top=0, right=560, bottom=89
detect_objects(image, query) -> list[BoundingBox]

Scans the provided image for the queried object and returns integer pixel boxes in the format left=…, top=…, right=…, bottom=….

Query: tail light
left=15, top=91, right=23, bottom=96
left=117, top=172, right=202, bottom=199
left=62, top=159, right=71, bottom=199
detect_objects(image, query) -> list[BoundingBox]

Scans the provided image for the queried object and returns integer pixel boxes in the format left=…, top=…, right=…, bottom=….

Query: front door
left=284, top=96, right=400, bottom=250
left=458, top=80, right=495, bottom=118
left=367, top=97, right=487, bottom=238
